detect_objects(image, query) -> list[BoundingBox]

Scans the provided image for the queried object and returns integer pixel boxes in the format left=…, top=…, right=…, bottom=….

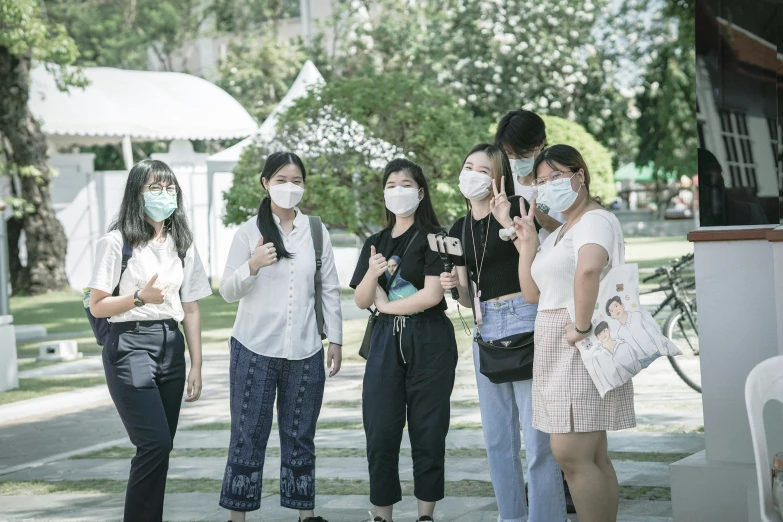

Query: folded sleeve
left=180, top=245, right=213, bottom=303
left=349, top=236, right=374, bottom=289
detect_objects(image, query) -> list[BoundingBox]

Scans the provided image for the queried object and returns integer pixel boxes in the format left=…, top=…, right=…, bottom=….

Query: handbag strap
left=368, top=229, right=420, bottom=314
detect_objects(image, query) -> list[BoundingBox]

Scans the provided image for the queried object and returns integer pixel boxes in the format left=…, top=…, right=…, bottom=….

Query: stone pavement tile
left=167, top=429, right=703, bottom=456
left=0, top=456, right=671, bottom=487
left=0, top=494, right=673, bottom=521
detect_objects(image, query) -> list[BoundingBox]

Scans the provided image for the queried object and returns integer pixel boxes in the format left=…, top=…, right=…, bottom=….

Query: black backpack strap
left=461, top=218, right=479, bottom=328
left=308, top=216, right=326, bottom=340
left=112, top=241, right=133, bottom=297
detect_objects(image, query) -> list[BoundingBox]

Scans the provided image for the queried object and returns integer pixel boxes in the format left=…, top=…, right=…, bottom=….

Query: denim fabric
left=474, top=297, right=567, bottom=522
left=219, top=338, right=325, bottom=512
left=103, top=319, right=186, bottom=522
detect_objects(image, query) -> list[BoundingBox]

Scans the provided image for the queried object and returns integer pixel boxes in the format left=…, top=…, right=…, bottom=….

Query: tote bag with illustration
left=568, top=213, right=681, bottom=398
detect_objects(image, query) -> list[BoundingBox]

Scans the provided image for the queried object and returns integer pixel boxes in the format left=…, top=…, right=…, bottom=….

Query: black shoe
left=563, top=472, right=576, bottom=514
left=417, top=517, right=434, bottom=521
left=300, top=518, right=328, bottom=522
left=373, top=518, right=390, bottom=522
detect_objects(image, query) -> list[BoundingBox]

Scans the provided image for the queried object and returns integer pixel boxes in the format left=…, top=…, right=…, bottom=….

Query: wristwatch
left=133, top=290, right=145, bottom=307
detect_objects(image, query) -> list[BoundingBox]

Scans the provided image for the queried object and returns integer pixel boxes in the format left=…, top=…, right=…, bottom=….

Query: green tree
left=0, top=0, right=83, bottom=293
left=314, top=0, right=640, bottom=166
left=223, top=71, right=491, bottom=236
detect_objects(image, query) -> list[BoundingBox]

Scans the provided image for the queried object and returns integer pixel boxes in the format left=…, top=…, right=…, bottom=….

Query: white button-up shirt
left=220, top=210, right=343, bottom=359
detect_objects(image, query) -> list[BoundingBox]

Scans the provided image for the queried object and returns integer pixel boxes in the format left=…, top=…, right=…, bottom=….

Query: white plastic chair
left=746, top=355, right=783, bottom=522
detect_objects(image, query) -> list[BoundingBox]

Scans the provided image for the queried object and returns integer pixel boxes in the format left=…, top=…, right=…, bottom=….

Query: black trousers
left=362, top=311, right=458, bottom=506
left=103, top=319, right=186, bottom=522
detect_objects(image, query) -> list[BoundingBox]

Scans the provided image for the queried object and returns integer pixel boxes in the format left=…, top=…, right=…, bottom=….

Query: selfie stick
left=435, top=232, right=459, bottom=301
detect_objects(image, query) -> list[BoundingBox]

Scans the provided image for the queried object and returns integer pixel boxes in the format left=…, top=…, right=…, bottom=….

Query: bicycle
left=640, top=253, right=701, bottom=393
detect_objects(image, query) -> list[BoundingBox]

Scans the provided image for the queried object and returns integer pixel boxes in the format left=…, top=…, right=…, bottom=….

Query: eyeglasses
left=532, top=170, right=577, bottom=188
left=145, top=184, right=178, bottom=196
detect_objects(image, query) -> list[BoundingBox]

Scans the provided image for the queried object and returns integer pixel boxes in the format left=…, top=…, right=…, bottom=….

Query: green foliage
left=223, top=72, right=491, bottom=236
left=634, top=0, right=697, bottom=178
left=540, top=115, right=616, bottom=203
left=216, top=34, right=305, bottom=122
left=0, top=0, right=83, bottom=88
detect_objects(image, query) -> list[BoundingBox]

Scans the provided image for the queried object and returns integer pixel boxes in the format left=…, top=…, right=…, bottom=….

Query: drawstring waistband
left=393, top=315, right=408, bottom=364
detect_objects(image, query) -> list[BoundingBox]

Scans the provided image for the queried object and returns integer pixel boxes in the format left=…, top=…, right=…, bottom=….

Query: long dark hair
left=494, top=109, right=547, bottom=156
left=382, top=158, right=442, bottom=233
left=257, top=151, right=307, bottom=259
left=110, top=159, right=193, bottom=254
left=532, top=144, right=603, bottom=206
left=461, top=142, right=516, bottom=198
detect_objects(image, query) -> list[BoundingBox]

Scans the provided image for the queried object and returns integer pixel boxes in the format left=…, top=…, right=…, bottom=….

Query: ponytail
left=256, top=196, right=293, bottom=259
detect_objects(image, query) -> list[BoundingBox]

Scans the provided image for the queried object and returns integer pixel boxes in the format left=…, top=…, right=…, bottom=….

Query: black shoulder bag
left=358, top=230, right=419, bottom=360
left=461, top=218, right=535, bottom=383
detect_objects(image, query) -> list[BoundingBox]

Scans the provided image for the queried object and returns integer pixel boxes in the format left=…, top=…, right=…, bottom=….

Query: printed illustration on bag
left=386, top=255, right=417, bottom=302
left=571, top=263, right=682, bottom=398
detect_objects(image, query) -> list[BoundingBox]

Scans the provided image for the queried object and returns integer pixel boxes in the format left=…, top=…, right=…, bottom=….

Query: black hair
left=595, top=321, right=610, bottom=336
left=382, top=158, right=442, bottom=233
left=462, top=142, right=516, bottom=196
left=494, top=109, right=547, bottom=156
left=110, top=159, right=193, bottom=254
left=257, top=151, right=307, bottom=260
left=533, top=144, right=603, bottom=207
left=606, top=296, right=623, bottom=315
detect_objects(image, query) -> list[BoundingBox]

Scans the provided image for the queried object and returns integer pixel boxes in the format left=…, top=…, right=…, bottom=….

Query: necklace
left=469, top=210, right=492, bottom=299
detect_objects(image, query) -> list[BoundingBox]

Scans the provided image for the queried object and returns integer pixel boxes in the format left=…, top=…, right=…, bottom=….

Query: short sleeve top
left=350, top=226, right=447, bottom=313
left=89, top=230, right=213, bottom=322
left=530, top=209, right=622, bottom=311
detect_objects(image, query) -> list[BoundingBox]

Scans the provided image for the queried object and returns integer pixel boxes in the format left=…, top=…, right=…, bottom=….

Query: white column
left=0, top=315, right=18, bottom=393
left=671, top=226, right=780, bottom=522
left=121, top=135, right=134, bottom=170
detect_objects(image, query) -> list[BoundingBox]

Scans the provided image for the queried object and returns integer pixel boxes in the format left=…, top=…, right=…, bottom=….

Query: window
left=719, top=110, right=757, bottom=188
left=770, top=118, right=783, bottom=193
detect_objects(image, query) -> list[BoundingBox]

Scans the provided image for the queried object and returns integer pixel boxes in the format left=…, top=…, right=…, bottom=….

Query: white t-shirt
left=89, top=230, right=213, bottom=322
left=531, top=209, right=622, bottom=311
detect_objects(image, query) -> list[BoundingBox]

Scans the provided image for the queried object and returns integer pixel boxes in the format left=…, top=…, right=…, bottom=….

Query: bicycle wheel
left=664, top=308, right=701, bottom=393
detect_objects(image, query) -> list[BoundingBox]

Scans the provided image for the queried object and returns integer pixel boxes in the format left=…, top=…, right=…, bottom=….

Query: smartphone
left=427, top=233, right=464, bottom=257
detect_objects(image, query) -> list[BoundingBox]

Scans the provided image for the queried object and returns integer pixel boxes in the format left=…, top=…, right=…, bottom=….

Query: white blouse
left=220, top=210, right=343, bottom=360
left=531, top=209, right=622, bottom=311
left=89, top=230, right=213, bottom=323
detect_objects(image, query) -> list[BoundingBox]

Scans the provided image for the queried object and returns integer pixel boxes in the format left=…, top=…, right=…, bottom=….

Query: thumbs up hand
left=368, top=245, right=388, bottom=278
left=138, top=274, right=165, bottom=305
left=249, top=234, right=278, bottom=274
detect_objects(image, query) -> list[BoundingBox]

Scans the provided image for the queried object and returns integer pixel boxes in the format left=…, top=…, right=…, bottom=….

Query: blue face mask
left=143, top=191, right=178, bottom=222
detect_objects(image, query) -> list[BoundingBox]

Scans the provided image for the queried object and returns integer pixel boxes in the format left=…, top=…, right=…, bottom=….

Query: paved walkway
left=0, top=332, right=702, bottom=521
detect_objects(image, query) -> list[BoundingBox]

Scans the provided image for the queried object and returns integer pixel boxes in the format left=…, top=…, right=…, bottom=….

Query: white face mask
left=537, top=173, right=582, bottom=212
left=458, top=169, right=493, bottom=201
left=510, top=157, right=535, bottom=178
left=384, top=186, right=421, bottom=217
left=515, top=183, right=538, bottom=203
left=268, top=182, right=304, bottom=209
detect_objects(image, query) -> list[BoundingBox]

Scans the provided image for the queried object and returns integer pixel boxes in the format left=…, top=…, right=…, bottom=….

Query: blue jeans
left=473, top=297, right=567, bottom=522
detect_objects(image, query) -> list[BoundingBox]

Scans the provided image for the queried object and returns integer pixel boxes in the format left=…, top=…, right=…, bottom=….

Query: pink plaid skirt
left=532, top=308, right=636, bottom=433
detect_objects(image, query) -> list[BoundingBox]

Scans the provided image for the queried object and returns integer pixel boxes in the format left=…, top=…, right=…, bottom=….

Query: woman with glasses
left=513, top=145, right=635, bottom=522
left=440, top=143, right=568, bottom=522
left=88, top=159, right=212, bottom=521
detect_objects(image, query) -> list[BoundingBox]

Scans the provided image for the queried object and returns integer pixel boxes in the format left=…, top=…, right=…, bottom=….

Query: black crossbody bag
left=358, top=231, right=419, bottom=360
left=462, top=218, right=534, bottom=383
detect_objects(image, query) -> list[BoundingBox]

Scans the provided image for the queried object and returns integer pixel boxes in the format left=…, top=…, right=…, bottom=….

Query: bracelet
left=574, top=323, right=592, bottom=335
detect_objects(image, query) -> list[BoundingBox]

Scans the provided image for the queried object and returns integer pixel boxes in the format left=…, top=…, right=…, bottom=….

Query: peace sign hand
left=512, top=197, right=539, bottom=247
left=490, top=175, right=512, bottom=228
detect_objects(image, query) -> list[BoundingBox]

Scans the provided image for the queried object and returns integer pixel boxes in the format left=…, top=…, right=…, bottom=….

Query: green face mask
left=143, top=191, right=178, bottom=222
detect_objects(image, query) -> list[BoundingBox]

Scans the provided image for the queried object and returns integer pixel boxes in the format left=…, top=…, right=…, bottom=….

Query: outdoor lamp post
left=0, top=199, right=18, bottom=392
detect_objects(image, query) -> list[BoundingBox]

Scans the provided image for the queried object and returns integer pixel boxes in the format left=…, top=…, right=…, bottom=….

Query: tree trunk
left=0, top=47, right=69, bottom=294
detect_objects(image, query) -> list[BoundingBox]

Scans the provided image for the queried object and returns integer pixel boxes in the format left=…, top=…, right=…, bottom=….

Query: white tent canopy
left=29, top=66, right=258, bottom=148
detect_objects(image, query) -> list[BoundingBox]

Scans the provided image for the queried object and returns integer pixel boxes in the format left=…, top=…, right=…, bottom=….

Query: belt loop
left=133, top=321, right=140, bottom=332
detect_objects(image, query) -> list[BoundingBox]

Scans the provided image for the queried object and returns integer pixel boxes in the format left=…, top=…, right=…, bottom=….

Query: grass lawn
left=0, top=376, right=106, bottom=406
